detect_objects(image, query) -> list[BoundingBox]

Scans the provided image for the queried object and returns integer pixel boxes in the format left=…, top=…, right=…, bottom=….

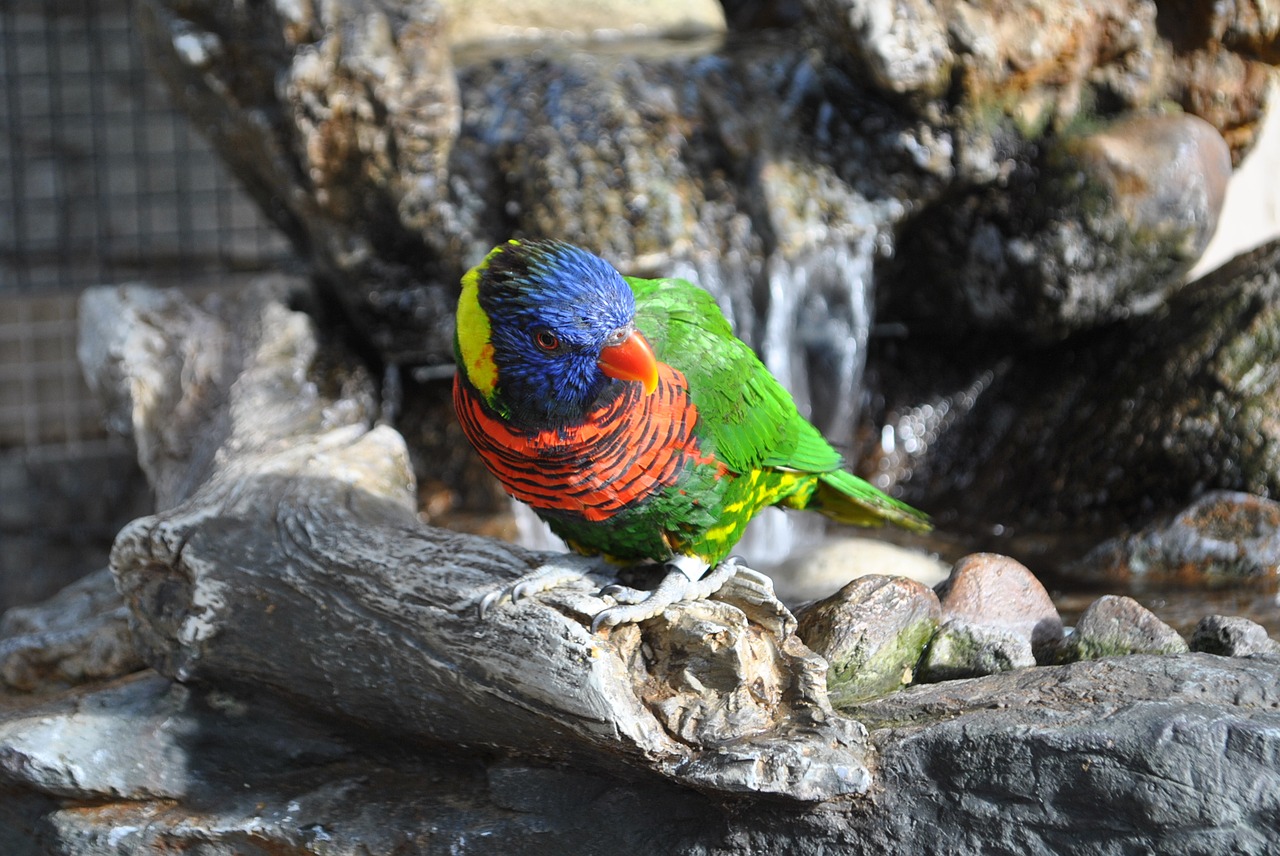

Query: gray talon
left=511, top=580, right=539, bottom=601
left=599, top=583, right=648, bottom=604
left=588, top=561, right=695, bottom=632
left=477, top=563, right=591, bottom=619
left=477, top=589, right=505, bottom=619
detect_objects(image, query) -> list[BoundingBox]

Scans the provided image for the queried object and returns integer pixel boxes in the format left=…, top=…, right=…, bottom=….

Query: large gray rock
left=847, top=654, right=1280, bottom=855
left=870, top=238, right=1280, bottom=543
left=3, top=656, right=1278, bottom=855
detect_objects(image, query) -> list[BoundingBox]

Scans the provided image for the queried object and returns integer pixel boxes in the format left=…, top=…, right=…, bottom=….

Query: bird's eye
left=533, top=329, right=560, bottom=352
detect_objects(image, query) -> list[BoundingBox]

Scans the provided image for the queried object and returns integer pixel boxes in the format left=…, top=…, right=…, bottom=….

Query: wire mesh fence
left=0, top=0, right=295, bottom=449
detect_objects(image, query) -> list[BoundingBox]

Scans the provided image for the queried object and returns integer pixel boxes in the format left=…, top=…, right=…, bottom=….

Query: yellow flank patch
left=456, top=247, right=504, bottom=398
left=705, top=472, right=804, bottom=544
left=706, top=521, right=738, bottom=543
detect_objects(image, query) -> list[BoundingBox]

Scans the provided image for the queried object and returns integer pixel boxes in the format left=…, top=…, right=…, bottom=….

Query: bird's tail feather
left=810, top=469, right=932, bottom=533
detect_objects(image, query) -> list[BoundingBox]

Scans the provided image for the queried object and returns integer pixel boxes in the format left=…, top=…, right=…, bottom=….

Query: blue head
left=456, top=240, right=659, bottom=429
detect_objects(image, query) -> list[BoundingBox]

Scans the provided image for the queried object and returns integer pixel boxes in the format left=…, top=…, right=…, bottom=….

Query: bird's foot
left=591, top=556, right=745, bottom=632
left=477, top=561, right=592, bottom=619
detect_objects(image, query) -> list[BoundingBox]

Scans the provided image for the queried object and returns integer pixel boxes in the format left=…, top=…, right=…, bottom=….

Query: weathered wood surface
left=83, top=280, right=868, bottom=800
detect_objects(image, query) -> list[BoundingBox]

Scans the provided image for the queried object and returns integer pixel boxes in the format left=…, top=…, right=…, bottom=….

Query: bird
left=453, top=239, right=930, bottom=630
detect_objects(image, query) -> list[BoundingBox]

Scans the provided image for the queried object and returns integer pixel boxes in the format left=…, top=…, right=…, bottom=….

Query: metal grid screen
left=0, top=0, right=295, bottom=448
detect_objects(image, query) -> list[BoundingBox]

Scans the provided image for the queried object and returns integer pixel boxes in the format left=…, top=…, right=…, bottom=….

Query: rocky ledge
left=1, top=281, right=1276, bottom=855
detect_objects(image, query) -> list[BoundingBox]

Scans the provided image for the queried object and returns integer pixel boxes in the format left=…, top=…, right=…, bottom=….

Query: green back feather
left=626, top=274, right=930, bottom=534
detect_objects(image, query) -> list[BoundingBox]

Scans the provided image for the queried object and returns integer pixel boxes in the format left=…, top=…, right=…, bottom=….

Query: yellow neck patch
left=456, top=243, right=513, bottom=400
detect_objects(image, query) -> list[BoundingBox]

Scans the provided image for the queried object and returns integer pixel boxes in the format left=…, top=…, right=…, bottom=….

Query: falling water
left=733, top=236, right=885, bottom=568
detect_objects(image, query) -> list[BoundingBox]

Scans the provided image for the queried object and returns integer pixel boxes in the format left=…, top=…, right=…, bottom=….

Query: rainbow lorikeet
left=454, top=239, right=930, bottom=630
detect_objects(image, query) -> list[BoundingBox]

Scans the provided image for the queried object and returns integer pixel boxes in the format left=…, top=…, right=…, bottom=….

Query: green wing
left=626, top=275, right=930, bottom=533
left=627, top=275, right=837, bottom=473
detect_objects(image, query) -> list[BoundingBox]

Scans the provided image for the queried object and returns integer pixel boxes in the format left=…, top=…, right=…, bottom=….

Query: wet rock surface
left=134, top=0, right=1276, bottom=470
left=1071, top=490, right=1280, bottom=586
left=870, top=239, right=1280, bottom=544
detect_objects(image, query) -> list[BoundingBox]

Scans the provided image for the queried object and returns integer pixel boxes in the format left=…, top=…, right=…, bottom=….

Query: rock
left=918, top=619, right=1035, bottom=682
left=0, top=672, right=348, bottom=801
left=441, top=0, right=725, bottom=47
left=1165, top=6, right=1279, bottom=159
left=935, top=553, right=1064, bottom=659
left=1070, top=113, right=1232, bottom=259
left=1062, top=595, right=1190, bottom=662
left=0, top=568, right=143, bottom=693
left=771, top=537, right=950, bottom=606
left=810, top=0, right=1276, bottom=161
left=1191, top=615, right=1280, bottom=658
left=914, top=553, right=1063, bottom=680
left=807, top=0, right=953, bottom=99
left=885, top=112, right=1233, bottom=344
left=846, top=653, right=1280, bottom=856
left=6, top=655, right=1280, bottom=854
left=868, top=239, right=1280, bottom=543
left=0, top=672, right=714, bottom=855
left=797, top=574, right=941, bottom=705
left=1070, top=491, right=1280, bottom=586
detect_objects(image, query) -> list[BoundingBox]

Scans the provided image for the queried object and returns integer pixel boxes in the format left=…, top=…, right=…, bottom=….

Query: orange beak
left=598, top=329, right=659, bottom=394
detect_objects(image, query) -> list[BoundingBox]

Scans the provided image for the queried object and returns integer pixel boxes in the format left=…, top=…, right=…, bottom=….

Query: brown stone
left=936, top=553, right=1064, bottom=660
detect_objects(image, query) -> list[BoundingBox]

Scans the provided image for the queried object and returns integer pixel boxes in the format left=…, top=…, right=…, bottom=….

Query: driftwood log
left=14, top=278, right=1269, bottom=854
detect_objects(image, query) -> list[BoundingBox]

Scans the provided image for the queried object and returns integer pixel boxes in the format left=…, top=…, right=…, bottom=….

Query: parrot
left=453, top=239, right=930, bottom=630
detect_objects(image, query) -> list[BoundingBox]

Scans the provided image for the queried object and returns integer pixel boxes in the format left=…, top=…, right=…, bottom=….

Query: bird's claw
left=480, top=555, right=764, bottom=634
left=685, top=556, right=742, bottom=599
left=597, top=583, right=650, bottom=605
left=589, top=555, right=747, bottom=632
left=477, top=564, right=588, bottom=619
